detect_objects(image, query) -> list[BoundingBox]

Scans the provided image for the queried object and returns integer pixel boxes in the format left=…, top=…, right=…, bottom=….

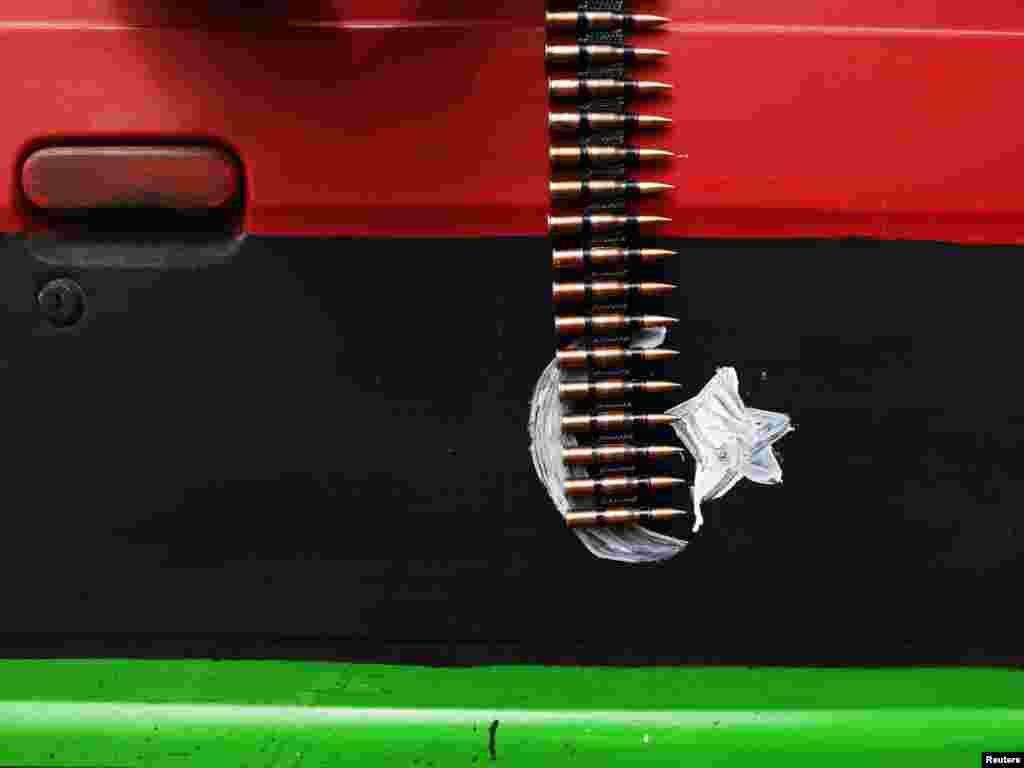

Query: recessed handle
left=21, top=145, right=240, bottom=211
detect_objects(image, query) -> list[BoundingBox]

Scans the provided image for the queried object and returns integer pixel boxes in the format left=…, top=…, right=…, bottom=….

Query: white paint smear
left=529, top=355, right=793, bottom=562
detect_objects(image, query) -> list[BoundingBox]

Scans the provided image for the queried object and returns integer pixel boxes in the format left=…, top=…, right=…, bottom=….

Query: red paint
left=0, top=1, right=539, bottom=25
left=4, top=1, right=1024, bottom=243
left=628, top=18, right=1024, bottom=244
left=22, top=146, right=239, bottom=210
left=0, top=2, right=547, bottom=237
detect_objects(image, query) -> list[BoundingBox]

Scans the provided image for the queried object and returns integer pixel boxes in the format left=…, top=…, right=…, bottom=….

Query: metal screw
left=37, top=278, right=86, bottom=328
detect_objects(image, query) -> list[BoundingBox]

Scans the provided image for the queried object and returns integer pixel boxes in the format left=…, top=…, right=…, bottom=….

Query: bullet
left=550, top=180, right=674, bottom=202
left=565, top=476, right=686, bottom=497
left=562, top=413, right=679, bottom=433
left=549, top=79, right=673, bottom=99
left=557, top=347, right=679, bottom=368
left=553, top=281, right=676, bottom=303
left=564, top=445, right=686, bottom=465
left=565, top=507, right=689, bottom=528
left=550, top=112, right=672, bottom=134
left=552, top=247, right=677, bottom=271
left=545, top=12, right=671, bottom=31
left=551, top=146, right=676, bottom=168
left=559, top=380, right=682, bottom=400
left=548, top=215, right=671, bottom=236
left=556, top=314, right=677, bottom=335
left=546, top=45, right=669, bottom=66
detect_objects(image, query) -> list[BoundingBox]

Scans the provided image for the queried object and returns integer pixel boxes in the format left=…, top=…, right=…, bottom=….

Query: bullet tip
left=634, top=182, right=674, bottom=195
left=637, top=80, right=673, bottom=91
left=637, top=14, right=673, bottom=26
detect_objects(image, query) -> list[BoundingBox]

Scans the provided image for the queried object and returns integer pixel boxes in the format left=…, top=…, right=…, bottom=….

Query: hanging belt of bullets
left=546, top=4, right=687, bottom=529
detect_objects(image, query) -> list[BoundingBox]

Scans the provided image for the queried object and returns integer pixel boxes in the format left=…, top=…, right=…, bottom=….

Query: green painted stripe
left=2, top=661, right=1022, bottom=709
left=0, top=661, right=1020, bottom=767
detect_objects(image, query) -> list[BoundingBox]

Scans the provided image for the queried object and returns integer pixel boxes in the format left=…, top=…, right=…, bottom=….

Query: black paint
left=0, top=235, right=1021, bottom=665
left=488, top=719, right=499, bottom=760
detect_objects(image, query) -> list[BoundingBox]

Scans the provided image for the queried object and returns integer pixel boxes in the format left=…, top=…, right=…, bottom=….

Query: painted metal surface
left=0, top=235, right=1021, bottom=660
left=0, top=2, right=547, bottom=236
left=633, top=15, right=1024, bottom=243
left=0, top=661, right=1022, bottom=766
left=1, top=3, right=1024, bottom=240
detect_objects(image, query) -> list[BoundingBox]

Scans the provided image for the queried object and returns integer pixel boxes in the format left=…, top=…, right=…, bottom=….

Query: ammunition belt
left=547, top=3, right=680, bottom=517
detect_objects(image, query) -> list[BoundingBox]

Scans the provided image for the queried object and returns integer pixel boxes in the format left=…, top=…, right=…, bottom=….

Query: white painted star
left=666, top=367, right=793, bottom=532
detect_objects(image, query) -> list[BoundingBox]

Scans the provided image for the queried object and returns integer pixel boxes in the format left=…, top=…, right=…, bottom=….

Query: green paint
left=0, top=661, right=1020, bottom=766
